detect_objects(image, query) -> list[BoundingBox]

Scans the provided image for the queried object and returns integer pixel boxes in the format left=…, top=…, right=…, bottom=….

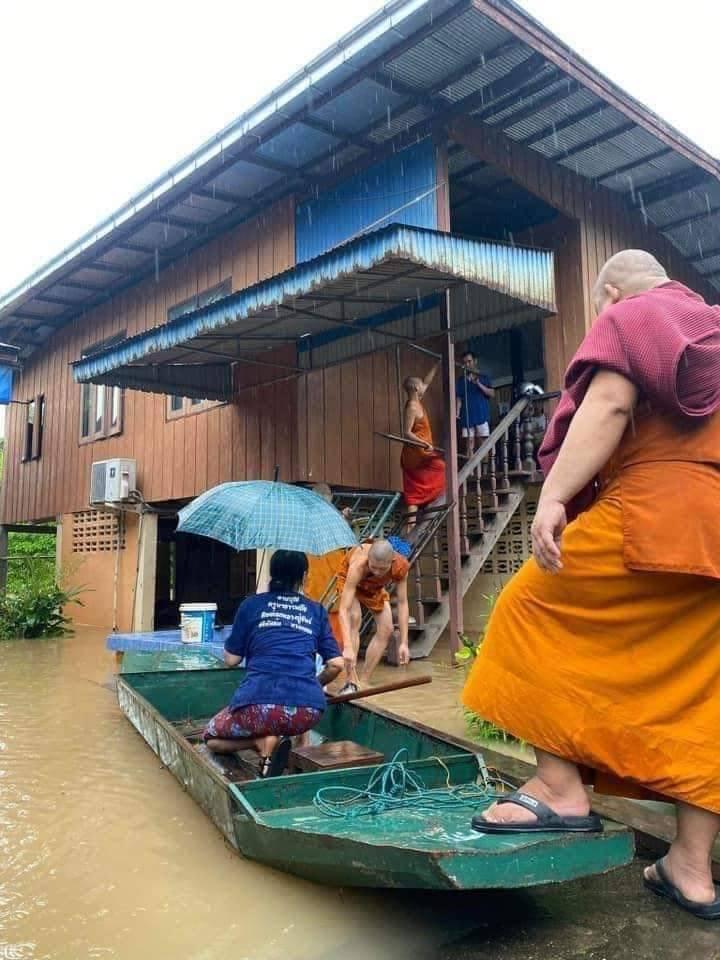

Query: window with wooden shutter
left=22, top=394, right=44, bottom=462
left=79, top=333, right=126, bottom=443
left=166, top=281, right=230, bottom=419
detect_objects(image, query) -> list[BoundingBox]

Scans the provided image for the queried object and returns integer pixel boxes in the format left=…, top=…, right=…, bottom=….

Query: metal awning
left=72, top=224, right=554, bottom=400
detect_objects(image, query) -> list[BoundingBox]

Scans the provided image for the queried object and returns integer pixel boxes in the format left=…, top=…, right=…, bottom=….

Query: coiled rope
left=313, top=749, right=514, bottom=819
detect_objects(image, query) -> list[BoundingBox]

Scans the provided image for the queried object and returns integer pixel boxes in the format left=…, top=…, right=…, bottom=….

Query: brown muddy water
left=0, top=628, right=486, bottom=960
left=2, top=629, right=719, bottom=960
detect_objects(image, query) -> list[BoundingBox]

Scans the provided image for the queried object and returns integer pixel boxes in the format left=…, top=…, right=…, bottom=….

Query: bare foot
left=481, top=775, right=590, bottom=825
left=644, top=854, right=717, bottom=905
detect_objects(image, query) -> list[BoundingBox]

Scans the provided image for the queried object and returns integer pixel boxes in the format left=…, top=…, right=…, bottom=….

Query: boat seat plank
left=289, top=740, right=385, bottom=773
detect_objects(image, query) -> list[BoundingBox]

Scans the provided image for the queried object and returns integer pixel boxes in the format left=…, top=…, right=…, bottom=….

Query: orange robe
left=401, top=409, right=446, bottom=507
left=463, top=407, right=720, bottom=813
left=305, top=549, right=346, bottom=646
left=335, top=547, right=410, bottom=614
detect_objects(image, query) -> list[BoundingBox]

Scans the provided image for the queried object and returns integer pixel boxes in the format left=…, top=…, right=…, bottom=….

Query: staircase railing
left=319, top=392, right=559, bottom=654
left=360, top=502, right=451, bottom=638
left=318, top=491, right=401, bottom=609
left=330, top=490, right=401, bottom=544
left=455, top=391, right=559, bottom=555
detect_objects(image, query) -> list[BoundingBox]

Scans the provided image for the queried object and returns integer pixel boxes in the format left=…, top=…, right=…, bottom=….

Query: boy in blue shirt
left=456, top=349, right=495, bottom=459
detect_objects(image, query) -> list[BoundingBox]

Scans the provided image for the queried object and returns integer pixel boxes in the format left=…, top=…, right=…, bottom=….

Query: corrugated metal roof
left=501, top=88, right=599, bottom=141
left=385, top=6, right=515, bottom=90
left=312, top=80, right=408, bottom=134
left=72, top=223, right=555, bottom=398
left=439, top=49, right=530, bottom=105
left=4, top=0, right=720, bottom=355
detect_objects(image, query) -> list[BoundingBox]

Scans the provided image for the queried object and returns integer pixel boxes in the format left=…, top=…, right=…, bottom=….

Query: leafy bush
left=0, top=566, right=83, bottom=640
left=7, top=533, right=56, bottom=594
left=455, top=591, right=518, bottom=744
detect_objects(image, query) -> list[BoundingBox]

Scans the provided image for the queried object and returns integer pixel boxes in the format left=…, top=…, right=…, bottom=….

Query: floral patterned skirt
left=202, top=703, right=322, bottom=741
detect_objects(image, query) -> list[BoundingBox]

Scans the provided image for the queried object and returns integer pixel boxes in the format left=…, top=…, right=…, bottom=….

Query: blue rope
left=313, top=749, right=511, bottom=819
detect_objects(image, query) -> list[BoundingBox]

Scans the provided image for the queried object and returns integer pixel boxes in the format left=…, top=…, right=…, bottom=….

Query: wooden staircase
left=389, top=395, right=554, bottom=661
left=324, top=393, right=555, bottom=663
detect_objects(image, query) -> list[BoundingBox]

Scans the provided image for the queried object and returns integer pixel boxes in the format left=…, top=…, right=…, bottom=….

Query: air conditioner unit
left=90, top=458, right=137, bottom=506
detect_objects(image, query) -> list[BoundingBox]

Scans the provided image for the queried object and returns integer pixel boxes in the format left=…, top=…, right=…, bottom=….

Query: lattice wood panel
left=482, top=489, right=539, bottom=576
left=72, top=511, right=125, bottom=553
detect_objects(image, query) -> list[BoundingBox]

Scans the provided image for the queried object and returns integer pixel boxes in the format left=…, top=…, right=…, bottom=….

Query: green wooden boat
left=117, top=668, right=634, bottom=889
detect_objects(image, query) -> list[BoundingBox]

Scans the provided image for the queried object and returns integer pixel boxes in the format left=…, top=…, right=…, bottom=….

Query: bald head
left=593, top=250, right=668, bottom=315
left=368, top=539, right=394, bottom=574
left=403, top=375, right=424, bottom=398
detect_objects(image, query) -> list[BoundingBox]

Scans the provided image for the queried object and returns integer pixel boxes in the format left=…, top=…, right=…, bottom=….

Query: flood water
left=2, top=630, right=718, bottom=960
left=0, top=629, right=482, bottom=960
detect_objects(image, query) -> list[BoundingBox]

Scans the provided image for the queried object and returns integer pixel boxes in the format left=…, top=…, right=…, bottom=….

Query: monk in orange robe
left=401, top=362, right=446, bottom=529
left=463, top=250, right=720, bottom=920
left=336, top=539, right=410, bottom=692
left=303, top=483, right=350, bottom=646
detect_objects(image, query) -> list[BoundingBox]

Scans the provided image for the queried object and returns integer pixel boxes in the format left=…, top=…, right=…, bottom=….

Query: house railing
left=410, top=390, right=559, bottom=622
left=320, top=391, right=559, bottom=646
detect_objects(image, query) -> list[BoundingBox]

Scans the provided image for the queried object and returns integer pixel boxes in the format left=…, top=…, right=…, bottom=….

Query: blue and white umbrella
left=176, top=481, right=357, bottom=554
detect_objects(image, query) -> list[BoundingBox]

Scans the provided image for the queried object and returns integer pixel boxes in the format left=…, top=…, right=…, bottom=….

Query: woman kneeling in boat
left=203, top=550, right=343, bottom=776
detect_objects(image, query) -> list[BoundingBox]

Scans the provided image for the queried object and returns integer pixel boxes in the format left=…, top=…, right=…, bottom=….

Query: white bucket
left=179, top=602, right=217, bottom=644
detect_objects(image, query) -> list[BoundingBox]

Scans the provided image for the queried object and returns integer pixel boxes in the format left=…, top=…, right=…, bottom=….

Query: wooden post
left=394, top=344, right=404, bottom=434
left=510, top=327, right=524, bottom=390
left=54, top=515, right=63, bottom=584
left=441, top=291, right=463, bottom=658
left=132, top=511, right=158, bottom=631
left=0, top=525, right=7, bottom=594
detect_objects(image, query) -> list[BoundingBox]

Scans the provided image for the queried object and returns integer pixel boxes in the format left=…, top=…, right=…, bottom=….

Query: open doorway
left=154, top=512, right=256, bottom=628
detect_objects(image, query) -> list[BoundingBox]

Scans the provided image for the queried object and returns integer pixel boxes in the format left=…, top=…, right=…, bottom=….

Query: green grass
left=455, top=591, right=518, bottom=744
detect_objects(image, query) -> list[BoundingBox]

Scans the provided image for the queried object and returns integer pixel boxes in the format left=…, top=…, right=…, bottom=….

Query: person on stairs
left=336, top=539, right=410, bottom=695
left=401, top=362, right=446, bottom=533
left=203, top=550, right=343, bottom=777
left=456, top=349, right=494, bottom=461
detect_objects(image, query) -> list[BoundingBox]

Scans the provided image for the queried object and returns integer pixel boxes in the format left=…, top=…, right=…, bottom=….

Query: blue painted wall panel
left=0, top=366, right=13, bottom=404
left=295, top=139, right=438, bottom=262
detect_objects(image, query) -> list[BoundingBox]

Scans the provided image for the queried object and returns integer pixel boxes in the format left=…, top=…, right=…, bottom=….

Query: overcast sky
left=1, top=0, right=718, bottom=300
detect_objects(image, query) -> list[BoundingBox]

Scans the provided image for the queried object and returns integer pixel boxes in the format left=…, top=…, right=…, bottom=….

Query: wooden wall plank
left=244, top=388, right=261, bottom=481
left=323, top=367, right=342, bottom=486
left=296, top=373, right=308, bottom=481
left=356, top=354, right=375, bottom=488
left=274, top=379, right=294, bottom=482
left=371, top=350, right=391, bottom=490
left=259, top=382, right=276, bottom=482
left=205, top=406, right=220, bottom=490
left=230, top=396, right=246, bottom=482
left=340, top=361, right=360, bottom=488
left=305, top=370, right=325, bottom=484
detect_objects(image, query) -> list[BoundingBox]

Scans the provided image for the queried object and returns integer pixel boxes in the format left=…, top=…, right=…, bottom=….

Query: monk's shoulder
left=348, top=547, right=369, bottom=574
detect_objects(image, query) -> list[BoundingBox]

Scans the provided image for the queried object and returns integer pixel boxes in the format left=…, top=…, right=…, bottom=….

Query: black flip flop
left=471, top=790, right=603, bottom=834
left=259, top=737, right=292, bottom=778
left=644, top=858, right=720, bottom=920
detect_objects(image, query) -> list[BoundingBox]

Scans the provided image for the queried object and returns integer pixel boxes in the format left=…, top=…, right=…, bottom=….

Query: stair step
left=410, top=486, right=528, bottom=660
